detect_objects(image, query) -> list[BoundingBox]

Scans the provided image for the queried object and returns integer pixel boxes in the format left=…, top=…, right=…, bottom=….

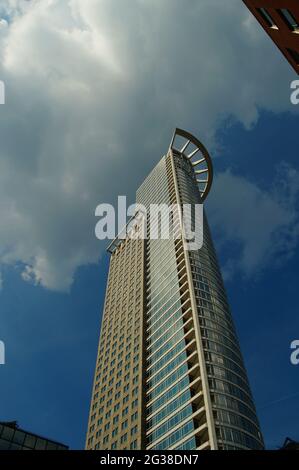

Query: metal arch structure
left=169, top=128, right=213, bottom=202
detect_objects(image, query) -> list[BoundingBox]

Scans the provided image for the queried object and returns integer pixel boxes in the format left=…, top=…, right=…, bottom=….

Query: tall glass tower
left=86, top=129, right=264, bottom=451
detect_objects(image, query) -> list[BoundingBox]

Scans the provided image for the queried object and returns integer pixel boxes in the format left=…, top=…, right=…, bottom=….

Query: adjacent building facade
left=0, top=421, right=68, bottom=450
left=243, top=1, right=299, bottom=74
left=86, top=129, right=264, bottom=450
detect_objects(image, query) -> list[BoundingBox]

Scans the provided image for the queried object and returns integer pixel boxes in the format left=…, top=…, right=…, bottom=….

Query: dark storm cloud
left=0, top=0, right=298, bottom=290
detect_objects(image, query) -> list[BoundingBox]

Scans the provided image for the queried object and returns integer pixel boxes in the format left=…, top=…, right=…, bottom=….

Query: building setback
left=86, top=129, right=264, bottom=450
left=243, top=1, right=299, bottom=74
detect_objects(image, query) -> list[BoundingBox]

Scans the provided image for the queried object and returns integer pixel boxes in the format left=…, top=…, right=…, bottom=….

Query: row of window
left=257, top=7, right=299, bottom=66
left=94, top=438, right=138, bottom=450
left=98, top=324, right=141, bottom=356
left=199, top=315, right=238, bottom=346
left=212, top=392, right=259, bottom=428
left=147, top=327, right=185, bottom=367
left=216, top=424, right=263, bottom=450
left=258, top=7, right=299, bottom=33
left=147, top=338, right=188, bottom=377
left=147, top=404, right=194, bottom=445
left=90, top=410, right=138, bottom=434
left=151, top=420, right=194, bottom=450
left=206, top=364, right=250, bottom=398
left=147, top=349, right=190, bottom=390
left=147, top=389, right=192, bottom=430
left=91, top=386, right=139, bottom=413
left=209, top=378, right=254, bottom=411
left=87, top=238, right=143, bottom=449
left=197, top=307, right=235, bottom=343
left=95, top=351, right=140, bottom=381
left=88, top=430, right=138, bottom=449
left=147, top=375, right=190, bottom=414
left=92, top=375, right=139, bottom=409
left=214, top=408, right=260, bottom=439
left=206, top=350, right=250, bottom=391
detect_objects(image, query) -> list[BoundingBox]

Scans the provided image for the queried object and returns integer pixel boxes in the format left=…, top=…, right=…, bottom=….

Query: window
left=132, top=399, right=138, bottom=409
left=116, top=380, right=122, bottom=389
left=256, top=8, right=278, bottom=29
left=130, top=440, right=138, bottom=449
left=121, top=420, right=128, bottom=430
left=287, top=48, right=299, bottom=65
left=278, top=9, right=299, bottom=32
left=13, top=430, right=25, bottom=446
left=133, top=375, right=139, bottom=384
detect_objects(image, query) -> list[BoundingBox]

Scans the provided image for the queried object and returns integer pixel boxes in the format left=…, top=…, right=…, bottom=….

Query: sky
left=0, top=0, right=298, bottom=449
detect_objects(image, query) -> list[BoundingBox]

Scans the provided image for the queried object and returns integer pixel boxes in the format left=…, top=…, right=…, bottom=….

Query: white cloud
left=0, top=272, right=3, bottom=291
left=0, top=0, right=298, bottom=291
left=207, top=163, right=299, bottom=280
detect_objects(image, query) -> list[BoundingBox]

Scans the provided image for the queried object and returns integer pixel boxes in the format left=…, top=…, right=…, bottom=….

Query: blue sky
left=0, top=0, right=299, bottom=451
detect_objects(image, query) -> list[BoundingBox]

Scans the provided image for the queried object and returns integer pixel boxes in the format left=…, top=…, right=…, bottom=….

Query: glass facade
left=172, top=152, right=263, bottom=450
left=0, top=422, right=68, bottom=450
left=137, top=157, right=197, bottom=450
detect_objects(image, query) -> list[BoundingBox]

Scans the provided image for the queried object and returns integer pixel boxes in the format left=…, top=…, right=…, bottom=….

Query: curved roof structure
left=169, top=128, right=213, bottom=202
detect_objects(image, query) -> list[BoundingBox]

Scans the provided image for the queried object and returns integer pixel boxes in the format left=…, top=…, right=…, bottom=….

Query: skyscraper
left=86, top=129, right=264, bottom=451
left=243, top=1, right=299, bottom=74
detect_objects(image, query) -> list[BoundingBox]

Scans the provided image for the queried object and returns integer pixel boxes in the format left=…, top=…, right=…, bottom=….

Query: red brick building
left=243, top=1, right=299, bottom=74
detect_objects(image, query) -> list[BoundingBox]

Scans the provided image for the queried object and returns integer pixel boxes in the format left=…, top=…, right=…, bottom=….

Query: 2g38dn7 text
left=144, top=454, right=199, bottom=465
